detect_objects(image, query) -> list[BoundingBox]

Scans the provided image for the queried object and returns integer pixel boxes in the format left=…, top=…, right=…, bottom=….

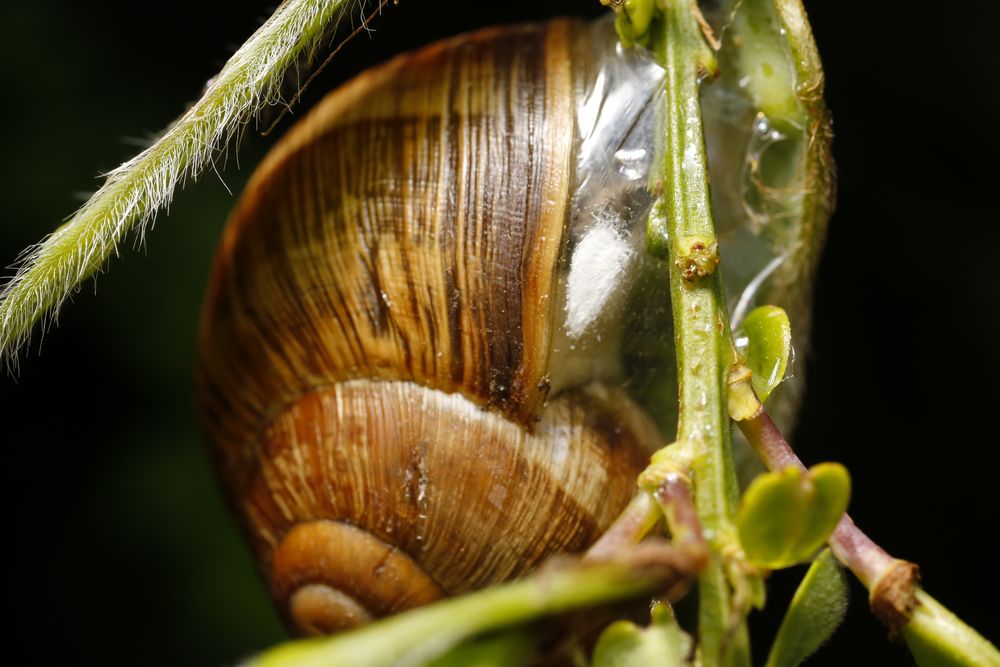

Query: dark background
left=1, top=1, right=997, bottom=664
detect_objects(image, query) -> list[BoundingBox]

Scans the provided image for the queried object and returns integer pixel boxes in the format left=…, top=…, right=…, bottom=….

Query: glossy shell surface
left=197, top=19, right=659, bottom=633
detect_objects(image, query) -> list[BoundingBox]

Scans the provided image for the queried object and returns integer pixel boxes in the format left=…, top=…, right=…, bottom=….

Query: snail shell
left=196, top=18, right=667, bottom=635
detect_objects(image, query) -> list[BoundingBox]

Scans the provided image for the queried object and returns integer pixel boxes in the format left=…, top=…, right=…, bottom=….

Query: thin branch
left=653, top=473, right=707, bottom=553
left=586, top=492, right=662, bottom=561
left=739, top=410, right=923, bottom=632
left=738, top=410, right=895, bottom=587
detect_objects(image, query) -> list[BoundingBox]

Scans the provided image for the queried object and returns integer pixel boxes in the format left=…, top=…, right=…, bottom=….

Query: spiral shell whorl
left=249, top=381, right=653, bottom=597
left=272, top=520, right=444, bottom=633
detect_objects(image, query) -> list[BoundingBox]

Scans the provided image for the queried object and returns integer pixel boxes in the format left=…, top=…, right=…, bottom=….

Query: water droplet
left=754, top=114, right=772, bottom=136
left=614, top=147, right=648, bottom=180
left=744, top=112, right=792, bottom=230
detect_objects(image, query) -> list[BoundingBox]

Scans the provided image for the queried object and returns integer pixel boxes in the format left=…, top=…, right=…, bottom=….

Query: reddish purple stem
left=586, top=492, right=660, bottom=560
left=739, top=410, right=895, bottom=588
left=586, top=472, right=707, bottom=562
left=655, top=473, right=706, bottom=551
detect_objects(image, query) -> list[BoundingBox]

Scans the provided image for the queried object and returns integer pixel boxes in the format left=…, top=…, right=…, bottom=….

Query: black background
left=1, top=1, right=997, bottom=664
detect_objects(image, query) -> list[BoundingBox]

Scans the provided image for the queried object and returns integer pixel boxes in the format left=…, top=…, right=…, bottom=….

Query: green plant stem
left=250, top=545, right=697, bottom=667
left=903, top=590, right=1000, bottom=667
left=645, top=1, right=748, bottom=665
left=424, top=629, right=536, bottom=667
left=0, top=0, right=361, bottom=365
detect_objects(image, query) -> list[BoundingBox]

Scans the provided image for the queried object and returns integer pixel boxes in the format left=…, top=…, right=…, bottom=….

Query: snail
left=195, top=14, right=806, bottom=638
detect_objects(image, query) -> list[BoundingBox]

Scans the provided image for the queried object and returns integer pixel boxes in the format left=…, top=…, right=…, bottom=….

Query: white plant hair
left=0, top=0, right=369, bottom=368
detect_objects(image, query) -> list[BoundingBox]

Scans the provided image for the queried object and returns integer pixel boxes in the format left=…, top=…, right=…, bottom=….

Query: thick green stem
left=251, top=545, right=697, bottom=667
left=646, top=2, right=748, bottom=665
left=903, top=591, right=1000, bottom=667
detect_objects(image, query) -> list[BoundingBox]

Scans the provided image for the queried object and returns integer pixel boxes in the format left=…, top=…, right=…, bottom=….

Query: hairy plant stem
left=643, top=1, right=749, bottom=665
left=0, top=0, right=362, bottom=365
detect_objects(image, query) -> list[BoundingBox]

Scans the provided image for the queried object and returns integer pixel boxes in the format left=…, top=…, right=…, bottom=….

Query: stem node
left=870, top=559, right=921, bottom=636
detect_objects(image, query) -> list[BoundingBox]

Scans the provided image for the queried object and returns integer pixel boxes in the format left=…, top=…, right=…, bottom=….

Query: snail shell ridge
left=196, top=19, right=662, bottom=635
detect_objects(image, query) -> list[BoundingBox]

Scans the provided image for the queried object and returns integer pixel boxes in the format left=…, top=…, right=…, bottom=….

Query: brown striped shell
left=196, top=19, right=663, bottom=635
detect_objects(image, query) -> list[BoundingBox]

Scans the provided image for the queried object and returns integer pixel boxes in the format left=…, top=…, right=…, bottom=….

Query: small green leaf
left=738, top=463, right=850, bottom=569
left=765, top=549, right=848, bottom=667
left=738, top=305, right=792, bottom=402
left=593, top=605, right=692, bottom=667
left=902, top=590, right=1000, bottom=667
